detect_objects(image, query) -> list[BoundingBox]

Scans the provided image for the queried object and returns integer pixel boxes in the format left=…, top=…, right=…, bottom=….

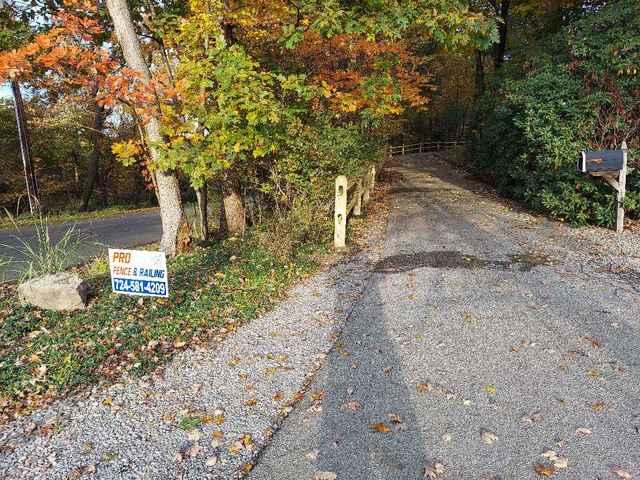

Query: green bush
left=472, top=0, right=640, bottom=227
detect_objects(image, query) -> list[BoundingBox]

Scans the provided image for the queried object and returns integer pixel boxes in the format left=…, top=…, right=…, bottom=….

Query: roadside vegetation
left=0, top=225, right=324, bottom=422
left=471, top=0, right=639, bottom=227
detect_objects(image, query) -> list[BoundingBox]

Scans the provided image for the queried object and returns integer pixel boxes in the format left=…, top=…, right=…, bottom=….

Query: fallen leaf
left=242, top=434, right=253, bottom=447
left=611, top=467, right=633, bottom=479
left=313, top=472, right=337, bottom=480
left=174, top=339, right=187, bottom=348
left=541, top=451, right=568, bottom=469
left=387, top=413, right=403, bottom=424
left=369, top=422, right=391, bottom=433
left=534, top=464, right=556, bottom=477
left=485, top=385, right=497, bottom=395
left=575, top=427, right=592, bottom=436
left=417, top=383, right=432, bottom=394
left=587, top=369, right=601, bottom=379
left=228, top=441, right=243, bottom=455
left=205, top=456, right=218, bottom=467
left=24, top=422, right=37, bottom=435
left=305, top=449, right=319, bottom=461
left=424, top=461, right=445, bottom=479
left=241, top=463, right=253, bottom=474
left=186, top=444, right=202, bottom=458
left=244, top=398, right=257, bottom=407
left=591, top=401, right=605, bottom=413
left=480, top=429, right=498, bottom=445
left=340, top=401, right=362, bottom=412
left=311, top=390, right=325, bottom=402
left=584, top=336, right=601, bottom=348
left=273, top=391, right=285, bottom=402
left=213, top=413, right=225, bottom=425
left=554, top=458, right=568, bottom=469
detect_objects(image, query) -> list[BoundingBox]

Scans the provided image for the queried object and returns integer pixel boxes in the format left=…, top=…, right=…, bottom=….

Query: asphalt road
left=250, top=155, right=640, bottom=479
left=0, top=209, right=161, bottom=280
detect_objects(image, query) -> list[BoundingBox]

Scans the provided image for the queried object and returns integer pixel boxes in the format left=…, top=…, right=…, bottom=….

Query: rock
left=18, top=272, right=89, bottom=311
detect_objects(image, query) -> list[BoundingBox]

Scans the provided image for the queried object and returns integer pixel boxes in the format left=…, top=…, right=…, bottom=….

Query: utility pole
left=10, top=79, right=40, bottom=213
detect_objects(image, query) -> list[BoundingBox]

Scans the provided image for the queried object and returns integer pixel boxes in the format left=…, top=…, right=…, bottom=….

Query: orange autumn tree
left=0, top=0, right=188, bottom=250
left=0, top=1, right=121, bottom=211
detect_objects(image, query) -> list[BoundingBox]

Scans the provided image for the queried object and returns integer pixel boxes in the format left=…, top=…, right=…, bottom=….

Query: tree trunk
left=494, top=0, right=511, bottom=69
left=195, top=183, right=209, bottom=240
left=80, top=83, right=105, bottom=211
left=11, top=80, right=40, bottom=213
left=221, top=171, right=245, bottom=236
left=218, top=5, right=245, bottom=237
left=475, top=50, right=485, bottom=97
left=106, top=0, right=186, bottom=256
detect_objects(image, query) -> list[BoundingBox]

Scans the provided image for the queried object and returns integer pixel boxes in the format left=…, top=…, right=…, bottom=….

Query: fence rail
left=389, top=140, right=466, bottom=156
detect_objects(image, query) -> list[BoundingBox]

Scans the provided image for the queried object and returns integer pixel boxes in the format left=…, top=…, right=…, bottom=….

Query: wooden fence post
left=363, top=170, right=371, bottom=205
left=353, top=180, right=363, bottom=216
left=370, top=166, right=376, bottom=196
left=334, top=175, right=348, bottom=248
left=617, top=141, right=628, bottom=234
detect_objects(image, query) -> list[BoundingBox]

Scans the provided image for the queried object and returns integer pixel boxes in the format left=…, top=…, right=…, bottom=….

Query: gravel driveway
left=250, top=154, right=640, bottom=480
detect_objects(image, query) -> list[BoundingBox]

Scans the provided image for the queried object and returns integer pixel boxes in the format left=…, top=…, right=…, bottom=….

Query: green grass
left=0, top=234, right=324, bottom=422
left=0, top=204, right=157, bottom=229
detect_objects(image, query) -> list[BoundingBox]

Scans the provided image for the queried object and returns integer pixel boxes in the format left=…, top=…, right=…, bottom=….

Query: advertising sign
left=108, top=248, right=169, bottom=298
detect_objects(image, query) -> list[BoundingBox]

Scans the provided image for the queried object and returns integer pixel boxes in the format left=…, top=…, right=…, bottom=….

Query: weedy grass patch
left=0, top=234, right=324, bottom=422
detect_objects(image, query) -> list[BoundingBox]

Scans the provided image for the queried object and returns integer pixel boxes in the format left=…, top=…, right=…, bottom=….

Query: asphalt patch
left=374, top=250, right=552, bottom=274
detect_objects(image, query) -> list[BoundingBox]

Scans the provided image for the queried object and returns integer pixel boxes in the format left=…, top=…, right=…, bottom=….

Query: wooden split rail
left=389, top=140, right=465, bottom=156
left=334, top=165, right=377, bottom=249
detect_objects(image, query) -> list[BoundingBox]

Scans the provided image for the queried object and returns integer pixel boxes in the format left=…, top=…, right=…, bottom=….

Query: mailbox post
left=577, top=141, right=628, bottom=234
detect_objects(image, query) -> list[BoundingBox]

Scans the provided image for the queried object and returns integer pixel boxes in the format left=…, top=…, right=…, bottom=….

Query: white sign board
left=108, top=248, right=169, bottom=298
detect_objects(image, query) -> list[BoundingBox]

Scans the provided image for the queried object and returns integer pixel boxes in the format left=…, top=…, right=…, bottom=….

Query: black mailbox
left=577, top=149, right=625, bottom=173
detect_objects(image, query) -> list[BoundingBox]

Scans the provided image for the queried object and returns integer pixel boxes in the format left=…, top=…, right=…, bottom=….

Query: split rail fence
left=389, top=140, right=465, bottom=156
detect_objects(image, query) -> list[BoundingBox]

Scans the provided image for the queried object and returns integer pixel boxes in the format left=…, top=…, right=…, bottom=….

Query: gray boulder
left=18, top=272, right=90, bottom=311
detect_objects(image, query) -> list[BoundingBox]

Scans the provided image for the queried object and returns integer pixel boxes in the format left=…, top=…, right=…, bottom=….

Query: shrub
left=472, top=0, right=640, bottom=227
